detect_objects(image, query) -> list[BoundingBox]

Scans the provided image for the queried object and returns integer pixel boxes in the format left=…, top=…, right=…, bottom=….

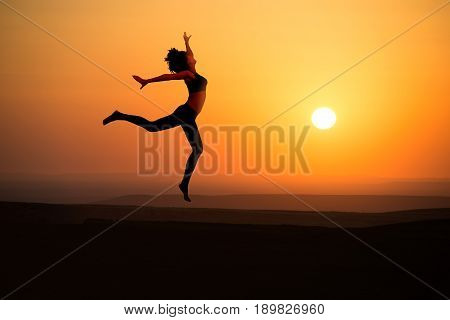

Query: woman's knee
left=192, top=144, right=203, bottom=156
left=142, top=122, right=162, bottom=132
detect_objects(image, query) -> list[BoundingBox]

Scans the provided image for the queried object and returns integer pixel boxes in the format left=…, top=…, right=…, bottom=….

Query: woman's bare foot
left=103, top=110, right=121, bottom=126
left=178, top=183, right=191, bottom=202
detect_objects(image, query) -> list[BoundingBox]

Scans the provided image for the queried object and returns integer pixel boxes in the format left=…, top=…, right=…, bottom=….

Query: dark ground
left=0, top=202, right=449, bottom=299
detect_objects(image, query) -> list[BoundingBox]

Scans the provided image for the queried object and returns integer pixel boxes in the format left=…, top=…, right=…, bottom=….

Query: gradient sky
left=1, top=0, right=449, bottom=195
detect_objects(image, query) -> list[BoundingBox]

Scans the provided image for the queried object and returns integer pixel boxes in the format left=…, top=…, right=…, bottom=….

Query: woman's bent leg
left=179, top=121, right=203, bottom=202
left=103, top=110, right=181, bottom=132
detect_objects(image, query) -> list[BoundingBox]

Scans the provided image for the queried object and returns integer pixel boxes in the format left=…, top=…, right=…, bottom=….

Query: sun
left=311, top=107, right=336, bottom=130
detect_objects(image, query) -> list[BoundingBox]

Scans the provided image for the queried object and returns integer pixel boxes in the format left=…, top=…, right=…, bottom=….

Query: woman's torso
left=184, top=72, right=207, bottom=114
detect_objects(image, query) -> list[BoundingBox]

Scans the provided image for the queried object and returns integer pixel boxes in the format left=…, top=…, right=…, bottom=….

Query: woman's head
left=165, top=48, right=188, bottom=73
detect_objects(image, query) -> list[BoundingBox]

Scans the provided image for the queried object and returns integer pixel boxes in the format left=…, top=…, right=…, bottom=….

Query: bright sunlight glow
left=311, top=107, right=336, bottom=130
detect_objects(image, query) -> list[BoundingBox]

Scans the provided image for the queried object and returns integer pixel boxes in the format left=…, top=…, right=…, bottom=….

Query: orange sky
left=0, top=0, right=449, bottom=194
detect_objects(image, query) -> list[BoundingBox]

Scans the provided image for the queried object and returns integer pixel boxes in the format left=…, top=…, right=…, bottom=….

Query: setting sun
left=311, top=107, right=336, bottom=130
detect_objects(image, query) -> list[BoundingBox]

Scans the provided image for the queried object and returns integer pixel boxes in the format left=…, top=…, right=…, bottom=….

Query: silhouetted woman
left=103, top=32, right=207, bottom=202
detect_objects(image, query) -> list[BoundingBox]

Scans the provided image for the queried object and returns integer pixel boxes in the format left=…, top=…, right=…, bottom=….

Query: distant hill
left=3, top=200, right=448, bottom=228
left=94, top=194, right=450, bottom=213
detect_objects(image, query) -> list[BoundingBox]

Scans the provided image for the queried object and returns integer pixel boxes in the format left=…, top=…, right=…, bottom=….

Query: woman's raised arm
left=183, top=32, right=194, bottom=57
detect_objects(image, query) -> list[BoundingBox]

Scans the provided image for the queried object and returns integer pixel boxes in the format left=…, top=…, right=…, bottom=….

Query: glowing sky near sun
left=0, top=0, right=449, bottom=194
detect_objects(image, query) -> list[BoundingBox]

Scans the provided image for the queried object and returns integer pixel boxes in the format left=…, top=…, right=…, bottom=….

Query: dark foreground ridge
left=0, top=202, right=449, bottom=299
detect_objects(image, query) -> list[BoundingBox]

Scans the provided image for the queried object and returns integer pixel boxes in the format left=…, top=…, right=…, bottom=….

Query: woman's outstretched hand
left=183, top=32, right=191, bottom=42
left=132, top=75, right=148, bottom=90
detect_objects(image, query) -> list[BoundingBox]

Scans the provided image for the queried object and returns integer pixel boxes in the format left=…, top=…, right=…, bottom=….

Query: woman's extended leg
left=103, top=110, right=182, bottom=132
left=179, top=121, right=203, bottom=202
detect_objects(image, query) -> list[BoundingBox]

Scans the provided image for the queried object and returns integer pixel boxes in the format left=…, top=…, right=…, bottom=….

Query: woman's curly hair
left=164, top=48, right=188, bottom=73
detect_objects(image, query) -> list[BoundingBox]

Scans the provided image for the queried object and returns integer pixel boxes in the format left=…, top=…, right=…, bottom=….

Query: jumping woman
left=103, top=32, right=207, bottom=202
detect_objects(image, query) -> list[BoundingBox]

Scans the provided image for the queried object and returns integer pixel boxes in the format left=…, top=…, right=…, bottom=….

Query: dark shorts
left=173, top=104, right=198, bottom=123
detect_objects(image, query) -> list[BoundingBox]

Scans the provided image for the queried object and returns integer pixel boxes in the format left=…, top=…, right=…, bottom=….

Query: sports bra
left=186, top=72, right=207, bottom=93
